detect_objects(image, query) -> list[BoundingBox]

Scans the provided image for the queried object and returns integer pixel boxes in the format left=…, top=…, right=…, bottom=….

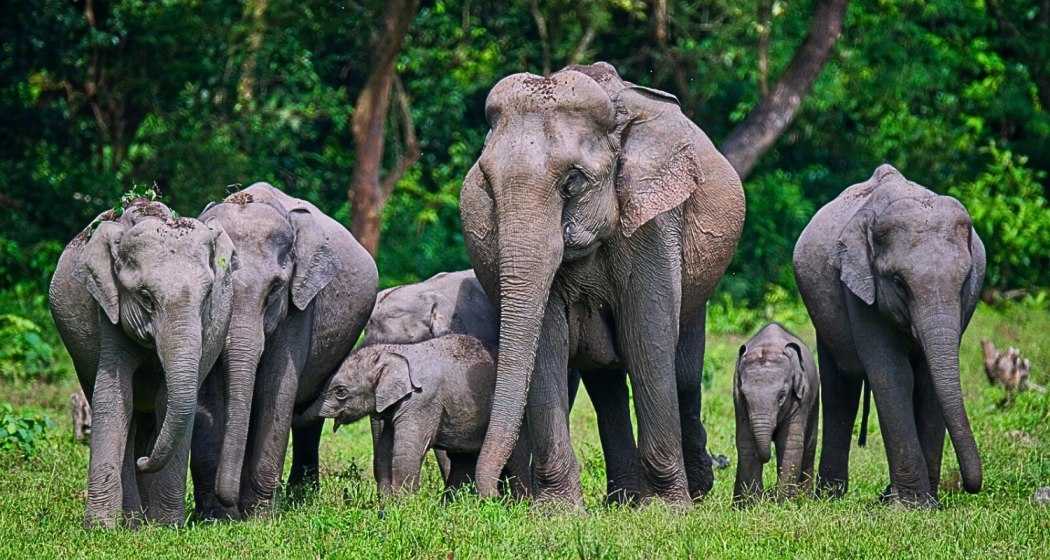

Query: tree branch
left=379, top=75, right=420, bottom=198
left=721, top=0, right=848, bottom=180
left=530, top=0, right=551, bottom=75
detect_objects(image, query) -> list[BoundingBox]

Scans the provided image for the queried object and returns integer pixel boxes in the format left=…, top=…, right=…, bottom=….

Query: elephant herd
left=48, top=62, right=985, bottom=529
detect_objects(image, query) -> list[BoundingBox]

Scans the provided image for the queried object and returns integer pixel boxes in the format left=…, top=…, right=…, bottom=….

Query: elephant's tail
left=858, top=379, right=871, bottom=448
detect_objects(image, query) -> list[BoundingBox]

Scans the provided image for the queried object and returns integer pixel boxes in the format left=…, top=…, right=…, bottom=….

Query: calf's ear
left=375, top=352, right=420, bottom=413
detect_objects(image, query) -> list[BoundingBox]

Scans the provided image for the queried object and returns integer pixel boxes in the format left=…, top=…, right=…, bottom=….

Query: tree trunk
left=721, top=0, right=849, bottom=180
left=348, top=0, right=420, bottom=256
left=237, top=0, right=268, bottom=108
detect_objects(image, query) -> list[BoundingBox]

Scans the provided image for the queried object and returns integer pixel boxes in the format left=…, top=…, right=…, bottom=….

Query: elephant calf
left=298, top=335, right=530, bottom=497
left=733, top=324, right=818, bottom=504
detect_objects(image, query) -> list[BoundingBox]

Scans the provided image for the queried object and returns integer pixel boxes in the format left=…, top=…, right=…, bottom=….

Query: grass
left=0, top=302, right=1048, bottom=558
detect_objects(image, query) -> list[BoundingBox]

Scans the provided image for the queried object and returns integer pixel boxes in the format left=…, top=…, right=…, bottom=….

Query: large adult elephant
left=793, top=164, right=985, bottom=507
left=191, top=183, right=377, bottom=518
left=460, top=62, right=745, bottom=505
left=49, top=199, right=236, bottom=528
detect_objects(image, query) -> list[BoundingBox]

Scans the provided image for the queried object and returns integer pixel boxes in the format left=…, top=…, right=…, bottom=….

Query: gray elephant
left=362, top=269, right=644, bottom=503
left=191, top=183, right=377, bottom=519
left=793, top=164, right=985, bottom=507
left=298, top=335, right=530, bottom=497
left=733, top=323, right=818, bottom=504
left=460, top=61, right=745, bottom=505
left=49, top=199, right=236, bottom=528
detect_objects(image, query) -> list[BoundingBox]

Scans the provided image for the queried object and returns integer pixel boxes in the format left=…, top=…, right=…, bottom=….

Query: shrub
left=0, top=314, right=63, bottom=383
left=0, top=403, right=53, bottom=458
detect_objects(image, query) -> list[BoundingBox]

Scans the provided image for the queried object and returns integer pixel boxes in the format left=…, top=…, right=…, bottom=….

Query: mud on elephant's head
left=73, top=199, right=237, bottom=472
left=298, top=346, right=420, bottom=430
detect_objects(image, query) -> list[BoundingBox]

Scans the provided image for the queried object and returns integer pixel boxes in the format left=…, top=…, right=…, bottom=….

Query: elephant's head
left=834, top=164, right=984, bottom=493
left=74, top=199, right=236, bottom=473
left=469, top=62, right=707, bottom=493
left=361, top=286, right=451, bottom=346
left=296, top=346, right=418, bottom=429
left=735, top=336, right=808, bottom=463
left=200, top=183, right=339, bottom=507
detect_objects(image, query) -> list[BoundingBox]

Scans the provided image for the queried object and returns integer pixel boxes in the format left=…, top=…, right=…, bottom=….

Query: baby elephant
left=733, top=323, right=819, bottom=503
left=298, top=335, right=529, bottom=496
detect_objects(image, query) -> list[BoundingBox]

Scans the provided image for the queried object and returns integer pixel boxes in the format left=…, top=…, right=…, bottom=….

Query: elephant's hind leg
left=676, top=308, right=713, bottom=501
left=288, top=418, right=323, bottom=502
left=816, top=337, right=862, bottom=499
left=582, top=368, right=642, bottom=505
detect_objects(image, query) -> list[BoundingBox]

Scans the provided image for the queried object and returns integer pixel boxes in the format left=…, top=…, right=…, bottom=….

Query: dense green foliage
left=2, top=0, right=1048, bottom=302
left=1, top=303, right=1047, bottom=556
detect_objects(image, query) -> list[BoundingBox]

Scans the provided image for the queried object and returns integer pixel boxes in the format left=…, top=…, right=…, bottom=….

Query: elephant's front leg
left=140, top=386, right=193, bottom=525
left=773, top=413, right=807, bottom=500
left=239, top=319, right=310, bottom=516
left=388, top=420, right=435, bottom=495
left=525, top=299, right=580, bottom=506
left=848, top=299, right=934, bottom=507
left=581, top=368, right=642, bottom=504
left=84, top=324, right=140, bottom=529
left=190, top=369, right=237, bottom=520
left=733, top=403, right=764, bottom=505
left=816, top=337, right=862, bottom=498
left=676, top=308, right=713, bottom=500
left=371, top=417, right=393, bottom=495
left=616, top=257, right=690, bottom=506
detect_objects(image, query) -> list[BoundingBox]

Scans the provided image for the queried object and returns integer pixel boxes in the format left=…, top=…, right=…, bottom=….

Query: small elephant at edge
left=298, top=335, right=531, bottom=497
left=733, top=323, right=818, bottom=504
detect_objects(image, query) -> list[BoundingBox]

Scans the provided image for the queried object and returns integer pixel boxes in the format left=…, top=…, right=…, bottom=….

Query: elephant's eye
left=138, top=288, right=154, bottom=310
left=892, top=273, right=908, bottom=293
left=333, top=386, right=349, bottom=400
left=560, top=169, right=589, bottom=198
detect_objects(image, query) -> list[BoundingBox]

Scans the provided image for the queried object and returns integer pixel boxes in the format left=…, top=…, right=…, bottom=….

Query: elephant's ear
left=962, top=227, right=985, bottom=318
left=374, top=352, right=419, bottom=413
left=612, top=85, right=704, bottom=237
left=205, top=220, right=238, bottom=313
left=832, top=209, right=876, bottom=306
left=785, top=342, right=807, bottom=401
left=73, top=221, right=125, bottom=325
left=289, top=208, right=337, bottom=311
left=424, top=292, right=451, bottom=338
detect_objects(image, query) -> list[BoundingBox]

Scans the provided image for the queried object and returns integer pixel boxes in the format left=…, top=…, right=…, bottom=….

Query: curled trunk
left=215, top=317, right=265, bottom=507
left=748, top=411, right=774, bottom=464
left=917, top=310, right=982, bottom=494
left=136, top=312, right=202, bottom=473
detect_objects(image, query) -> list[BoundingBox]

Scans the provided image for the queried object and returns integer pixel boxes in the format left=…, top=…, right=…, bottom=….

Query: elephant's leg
left=190, top=370, right=235, bottom=520
left=84, top=325, right=140, bottom=529
left=433, top=449, right=453, bottom=485
left=616, top=261, right=690, bottom=506
left=139, top=389, right=191, bottom=526
left=676, top=308, right=713, bottom=500
left=120, top=418, right=143, bottom=527
left=501, top=429, right=532, bottom=499
left=388, top=421, right=433, bottom=495
left=848, top=301, right=933, bottom=506
left=733, top=403, right=764, bottom=505
left=288, top=418, right=324, bottom=501
left=371, top=418, right=393, bottom=495
left=816, top=337, right=862, bottom=498
left=443, top=452, right=476, bottom=497
left=800, top=406, right=819, bottom=494
left=238, top=317, right=310, bottom=517
left=581, top=368, right=642, bottom=505
left=912, top=357, right=945, bottom=501
left=525, top=301, right=580, bottom=506
left=774, top=415, right=807, bottom=500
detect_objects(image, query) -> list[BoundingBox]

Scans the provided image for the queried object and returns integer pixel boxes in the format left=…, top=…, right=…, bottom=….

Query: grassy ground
left=0, top=302, right=1047, bottom=559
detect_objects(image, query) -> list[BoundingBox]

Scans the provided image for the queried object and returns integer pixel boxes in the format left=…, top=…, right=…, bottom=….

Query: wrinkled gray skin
left=733, top=323, right=818, bottom=504
left=794, top=164, right=985, bottom=507
left=299, top=335, right=530, bottom=497
left=360, top=269, right=643, bottom=503
left=49, top=200, right=236, bottom=528
left=191, top=183, right=377, bottom=519
left=461, top=62, right=745, bottom=505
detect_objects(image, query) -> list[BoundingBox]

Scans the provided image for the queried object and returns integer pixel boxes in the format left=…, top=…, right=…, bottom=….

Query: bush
left=0, top=314, right=64, bottom=383
left=949, top=142, right=1050, bottom=291
left=708, top=284, right=811, bottom=336
left=0, top=403, right=52, bottom=457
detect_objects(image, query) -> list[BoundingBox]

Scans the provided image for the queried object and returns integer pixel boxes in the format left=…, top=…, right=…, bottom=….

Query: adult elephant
left=49, top=199, right=236, bottom=528
left=460, top=62, right=745, bottom=505
left=793, top=164, right=985, bottom=507
left=362, top=269, right=644, bottom=503
left=191, top=183, right=377, bottom=518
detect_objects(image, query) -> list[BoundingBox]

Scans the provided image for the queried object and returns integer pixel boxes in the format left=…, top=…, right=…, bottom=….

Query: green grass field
left=1, top=303, right=1047, bottom=559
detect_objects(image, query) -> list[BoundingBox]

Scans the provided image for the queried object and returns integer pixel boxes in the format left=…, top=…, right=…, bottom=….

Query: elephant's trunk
left=916, top=306, right=982, bottom=494
left=748, top=410, right=775, bottom=464
left=136, top=308, right=202, bottom=473
left=474, top=183, right=563, bottom=498
left=215, top=308, right=266, bottom=507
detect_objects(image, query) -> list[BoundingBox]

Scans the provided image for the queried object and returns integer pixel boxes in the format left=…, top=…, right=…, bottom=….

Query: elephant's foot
left=815, top=477, right=848, bottom=499
left=83, top=512, right=121, bottom=530
left=879, top=484, right=939, bottom=509
left=686, top=456, right=715, bottom=502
